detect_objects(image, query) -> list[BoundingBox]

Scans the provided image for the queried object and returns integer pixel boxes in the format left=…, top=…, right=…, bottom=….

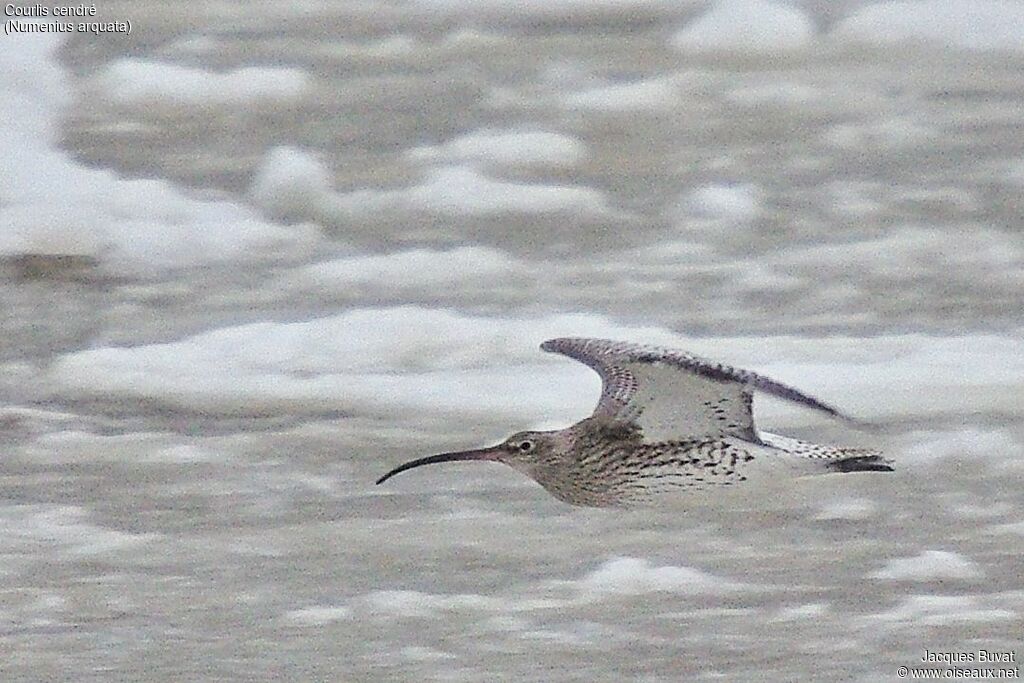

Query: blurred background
left=1, top=0, right=1022, bottom=680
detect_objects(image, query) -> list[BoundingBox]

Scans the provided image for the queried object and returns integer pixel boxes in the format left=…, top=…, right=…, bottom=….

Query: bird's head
left=375, top=430, right=561, bottom=486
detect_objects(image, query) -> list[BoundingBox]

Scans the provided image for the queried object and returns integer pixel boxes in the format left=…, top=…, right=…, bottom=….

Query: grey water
left=1, top=1, right=1023, bottom=681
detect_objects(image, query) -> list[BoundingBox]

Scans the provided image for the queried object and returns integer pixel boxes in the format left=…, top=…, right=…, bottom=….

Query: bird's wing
left=541, top=337, right=852, bottom=443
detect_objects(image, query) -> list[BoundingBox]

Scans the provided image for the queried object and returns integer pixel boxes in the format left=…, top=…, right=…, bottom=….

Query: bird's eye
left=518, top=440, right=534, bottom=453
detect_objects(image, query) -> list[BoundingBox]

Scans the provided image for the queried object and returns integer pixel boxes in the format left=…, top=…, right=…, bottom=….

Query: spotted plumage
left=376, top=337, right=893, bottom=508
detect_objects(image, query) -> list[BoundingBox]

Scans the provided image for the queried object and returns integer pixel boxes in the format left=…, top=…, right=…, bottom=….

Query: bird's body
left=377, top=337, right=892, bottom=508
left=507, top=416, right=754, bottom=507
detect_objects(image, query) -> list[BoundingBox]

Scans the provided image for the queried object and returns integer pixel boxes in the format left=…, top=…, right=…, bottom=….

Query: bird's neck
left=529, top=418, right=644, bottom=508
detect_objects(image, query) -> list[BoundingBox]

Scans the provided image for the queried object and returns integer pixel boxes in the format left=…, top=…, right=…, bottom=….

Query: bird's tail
left=758, top=432, right=894, bottom=475
left=824, top=453, right=894, bottom=473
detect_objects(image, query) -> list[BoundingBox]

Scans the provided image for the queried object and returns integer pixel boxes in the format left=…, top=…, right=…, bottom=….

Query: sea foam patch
left=857, top=595, right=1016, bottom=631
left=359, top=590, right=503, bottom=617
left=286, top=247, right=529, bottom=292
left=0, top=31, right=68, bottom=143
left=352, top=556, right=750, bottom=623
left=0, top=33, right=318, bottom=272
left=249, top=146, right=337, bottom=221
left=46, top=311, right=1024, bottom=426
left=897, top=429, right=1022, bottom=465
left=46, top=307, right=680, bottom=420
left=355, top=165, right=613, bottom=216
left=0, top=505, right=158, bottom=558
left=813, top=498, right=879, bottom=521
left=671, top=0, right=814, bottom=54
left=833, top=0, right=1024, bottom=52
left=251, top=148, right=616, bottom=220
left=770, top=226, right=1023, bottom=287
left=770, top=603, right=829, bottom=622
left=25, top=430, right=223, bottom=465
left=823, top=117, right=938, bottom=150
left=867, top=550, right=984, bottom=581
left=572, top=557, right=749, bottom=598
left=560, top=77, right=680, bottom=112
left=93, top=59, right=312, bottom=107
left=406, top=130, right=588, bottom=168
left=723, top=333, right=1024, bottom=424
left=409, top=0, right=685, bottom=21
left=986, top=519, right=1024, bottom=536
left=678, top=183, right=763, bottom=223
left=283, top=605, right=353, bottom=625
left=0, top=172, right=319, bottom=270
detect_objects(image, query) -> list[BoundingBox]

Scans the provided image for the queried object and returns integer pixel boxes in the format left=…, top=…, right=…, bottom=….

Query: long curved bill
left=375, top=445, right=503, bottom=485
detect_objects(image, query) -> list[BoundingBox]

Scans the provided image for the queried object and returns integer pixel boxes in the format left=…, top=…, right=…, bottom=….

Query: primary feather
left=540, top=337, right=851, bottom=444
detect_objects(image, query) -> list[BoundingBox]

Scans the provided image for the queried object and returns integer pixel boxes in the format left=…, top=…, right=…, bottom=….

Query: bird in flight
left=376, top=338, right=892, bottom=507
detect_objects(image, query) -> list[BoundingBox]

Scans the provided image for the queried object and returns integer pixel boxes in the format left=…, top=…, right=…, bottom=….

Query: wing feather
left=541, top=337, right=854, bottom=443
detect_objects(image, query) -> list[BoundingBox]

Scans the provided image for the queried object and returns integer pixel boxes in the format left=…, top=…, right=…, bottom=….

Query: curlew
left=376, top=338, right=892, bottom=508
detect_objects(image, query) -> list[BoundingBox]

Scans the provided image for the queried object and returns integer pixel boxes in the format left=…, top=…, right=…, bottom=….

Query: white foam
left=0, top=505, right=157, bottom=557
left=772, top=226, right=1024, bottom=301
left=783, top=226, right=1020, bottom=271
left=771, top=603, right=829, bottom=621
left=326, top=35, right=421, bottom=59
left=410, top=0, right=683, bottom=19
left=145, top=444, right=227, bottom=464
left=560, top=78, right=679, bottom=112
left=46, top=307, right=681, bottom=420
left=946, top=501, right=1016, bottom=520
left=833, top=0, right=1024, bottom=52
left=0, top=406, right=81, bottom=441
left=1004, top=159, right=1024, bottom=186
left=406, top=130, right=587, bottom=168
left=0, top=205, right=102, bottom=257
left=250, top=150, right=615, bottom=218
left=814, top=498, right=878, bottom=521
left=710, top=333, right=1024, bottom=424
left=283, top=605, right=352, bottom=625
left=16, top=592, right=67, bottom=627
left=163, top=34, right=221, bottom=56
left=0, top=32, right=68, bottom=143
left=360, top=590, right=502, bottom=617
left=517, top=625, right=593, bottom=645
left=824, top=181, right=886, bottom=218
left=986, top=519, right=1024, bottom=536
left=574, top=557, right=747, bottom=598
left=823, top=117, right=938, bottom=150
left=725, top=81, right=824, bottom=106
left=27, top=430, right=219, bottom=465
left=0, top=181, right=319, bottom=268
left=288, top=247, right=527, bottom=291
left=0, top=33, right=319, bottom=271
left=399, top=646, right=457, bottom=661
left=630, top=240, right=713, bottom=263
left=729, top=262, right=805, bottom=292
left=93, top=59, right=311, bottom=107
left=672, top=0, right=814, bottom=54
left=249, top=146, right=336, bottom=220
left=682, top=183, right=763, bottom=222
left=369, top=165, right=613, bottom=216
left=898, top=429, right=1022, bottom=465
left=858, top=595, right=1015, bottom=629
left=868, top=551, right=984, bottom=581
left=46, top=310, right=1024, bottom=426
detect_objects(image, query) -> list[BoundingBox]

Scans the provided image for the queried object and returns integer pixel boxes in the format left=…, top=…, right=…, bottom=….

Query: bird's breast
left=559, top=439, right=759, bottom=507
